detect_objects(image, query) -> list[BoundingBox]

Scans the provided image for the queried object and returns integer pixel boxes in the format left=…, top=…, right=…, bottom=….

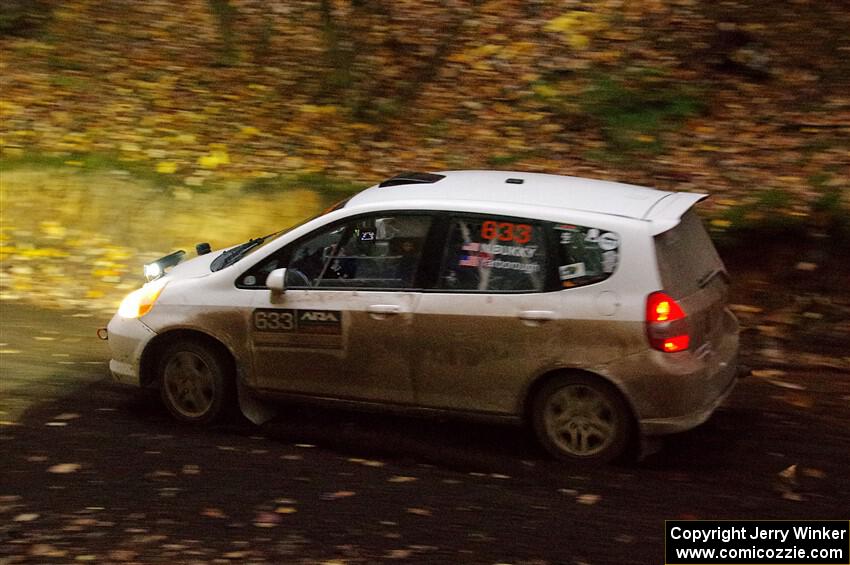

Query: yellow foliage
left=545, top=11, right=607, bottom=50
left=198, top=150, right=230, bottom=169
left=299, top=105, right=339, bottom=116
left=533, top=83, right=560, bottom=98
left=156, top=161, right=178, bottom=174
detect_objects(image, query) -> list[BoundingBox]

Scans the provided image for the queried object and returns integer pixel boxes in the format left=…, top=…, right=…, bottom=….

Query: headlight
left=118, top=279, right=168, bottom=319
left=144, top=250, right=185, bottom=282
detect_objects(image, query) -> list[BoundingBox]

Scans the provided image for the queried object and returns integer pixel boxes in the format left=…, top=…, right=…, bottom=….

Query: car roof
left=347, top=170, right=702, bottom=224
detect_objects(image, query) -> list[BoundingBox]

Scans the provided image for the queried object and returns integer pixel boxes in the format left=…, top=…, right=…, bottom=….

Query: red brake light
left=647, top=292, right=686, bottom=323
left=646, top=292, right=690, bottom=352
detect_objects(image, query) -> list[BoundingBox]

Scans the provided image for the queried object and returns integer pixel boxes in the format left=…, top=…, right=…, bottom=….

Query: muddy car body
left=106, top=170, right=742, bottom=462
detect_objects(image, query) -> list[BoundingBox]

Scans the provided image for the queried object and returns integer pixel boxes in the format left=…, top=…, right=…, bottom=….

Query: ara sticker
left=253, top=309, right=342, bottom=334
left=559, top=262, right=586, bottom=281
left=360, top=230, right=376, bottom=242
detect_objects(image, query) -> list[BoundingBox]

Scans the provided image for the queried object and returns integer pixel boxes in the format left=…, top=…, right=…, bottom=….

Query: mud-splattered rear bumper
left=105, top=314, right=157, bottom=386
left=638, top=358, right=743, bottom=435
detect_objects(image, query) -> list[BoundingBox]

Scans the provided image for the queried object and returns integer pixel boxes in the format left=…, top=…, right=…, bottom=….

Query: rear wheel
left=158, top=339, right=234, bottom=425
left=531, top=373, right=633, bottom=464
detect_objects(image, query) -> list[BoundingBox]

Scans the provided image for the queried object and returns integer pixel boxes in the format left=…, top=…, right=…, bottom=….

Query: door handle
left=518, top=310, right=555, bottom=323
left=367, top=304, right=401, bottom=318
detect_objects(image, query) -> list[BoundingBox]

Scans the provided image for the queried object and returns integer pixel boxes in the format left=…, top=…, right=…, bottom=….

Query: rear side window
left=553, top=223, right=620, bottom=288
left=438, top=216, right=546, bottom=292
left=654, top=209, right=724, bottom=298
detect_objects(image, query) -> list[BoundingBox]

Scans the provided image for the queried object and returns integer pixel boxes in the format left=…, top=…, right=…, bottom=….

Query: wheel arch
left=521, top=367, right=639, bottom=431
left=139, top=328, right=237, bottom=388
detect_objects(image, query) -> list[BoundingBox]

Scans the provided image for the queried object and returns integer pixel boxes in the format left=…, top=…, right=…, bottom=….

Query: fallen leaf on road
left=802, top=467, right=826, bottom=479
left=275, top=506, right=297, bottom=514
left=48, top=463, right=81, bottom=474
left=388, top=476, right=418, bottom=483
left=201, top=507, right=226, bottom=518
left=385, top=549, right=413, bottom=559
left=253, top=511, right=281, bottom=527
left=730, top=304, right=763, bottom=314
left=751, top=369, right=786, bottom=378
left=30, top=544, right=68, bottom=558
left=53, top=413, right=80, bottom=420
left=14, top=513, right=40, bottom=522
left=576, top=494, right=601, bottom=505
left=406, top=508, right=432, bottom=516
left=322, top=491, right=356, bottom=500
left=781, top=392, right=814, bottom=408
left=347, top=457, right=385, bottom=467
left=766, top=379, right=806, bottom=390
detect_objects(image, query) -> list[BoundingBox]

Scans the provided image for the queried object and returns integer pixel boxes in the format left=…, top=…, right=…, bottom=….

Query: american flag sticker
left=459, top=255, right=480, bottom=267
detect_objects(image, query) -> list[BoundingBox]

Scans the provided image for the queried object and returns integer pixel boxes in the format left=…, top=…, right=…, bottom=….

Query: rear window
left=654, top=209, right=724, bottom=298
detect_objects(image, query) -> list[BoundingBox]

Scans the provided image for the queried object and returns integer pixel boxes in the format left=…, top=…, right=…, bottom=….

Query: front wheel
left=158, top=339, right=234, bottom=425
left=531, top=374, right=634, bottom=464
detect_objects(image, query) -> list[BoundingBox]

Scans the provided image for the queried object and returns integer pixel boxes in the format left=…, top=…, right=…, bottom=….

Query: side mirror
left=266, top=268, right=287, bottom=293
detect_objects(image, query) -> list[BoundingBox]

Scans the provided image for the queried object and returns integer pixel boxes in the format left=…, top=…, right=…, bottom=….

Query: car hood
left=163, top=249, right=225, bottom=280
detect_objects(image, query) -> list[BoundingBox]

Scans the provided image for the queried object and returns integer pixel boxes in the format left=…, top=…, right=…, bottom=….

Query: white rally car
left=106, top=170, right=743, bottom=463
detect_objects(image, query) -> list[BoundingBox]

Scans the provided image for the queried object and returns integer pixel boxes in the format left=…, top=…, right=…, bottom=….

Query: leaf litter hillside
left=1, top=0, right=849, bottom=332
left=1, top=1, right=848, bottom=212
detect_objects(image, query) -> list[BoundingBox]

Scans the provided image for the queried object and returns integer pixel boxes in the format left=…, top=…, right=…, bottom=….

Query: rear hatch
left=653, top=209, right=731, bottom=353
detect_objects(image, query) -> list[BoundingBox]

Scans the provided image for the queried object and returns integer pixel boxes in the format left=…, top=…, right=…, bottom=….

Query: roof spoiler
left=644, top=192, right=709, bottom=235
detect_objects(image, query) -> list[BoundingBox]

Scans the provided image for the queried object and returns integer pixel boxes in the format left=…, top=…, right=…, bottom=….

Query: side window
left=288, top=214, right=432, bottom=289
left=552, top=223, right=619, bottom=288
left=438, top=216, right=546, bottom=292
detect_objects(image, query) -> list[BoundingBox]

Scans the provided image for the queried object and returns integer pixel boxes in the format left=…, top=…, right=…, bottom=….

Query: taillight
left=646, top=291, right=690, bottom=352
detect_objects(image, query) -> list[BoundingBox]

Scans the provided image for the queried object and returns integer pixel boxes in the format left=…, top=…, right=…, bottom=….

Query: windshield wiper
left=211, top=231, right=279, bottom=271
left=697, top=267, right=729, bottom=289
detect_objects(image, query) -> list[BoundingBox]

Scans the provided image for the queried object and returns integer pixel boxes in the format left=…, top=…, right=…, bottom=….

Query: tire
left=157, top=339, right=234, bottom=425
left=531, top=373, right=633, bottom=464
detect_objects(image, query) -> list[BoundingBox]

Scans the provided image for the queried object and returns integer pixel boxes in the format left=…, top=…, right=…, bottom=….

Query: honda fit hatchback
left=106, top=170, right=742, bottom=463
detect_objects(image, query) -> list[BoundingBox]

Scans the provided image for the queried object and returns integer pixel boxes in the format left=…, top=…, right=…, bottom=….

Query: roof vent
left=379, top=172, right=446, bottom=188
left=506, top=178, right=524, bottom=184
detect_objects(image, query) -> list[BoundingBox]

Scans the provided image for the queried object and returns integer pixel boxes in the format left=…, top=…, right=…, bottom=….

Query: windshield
left=209, top=197, right=352, bottom=272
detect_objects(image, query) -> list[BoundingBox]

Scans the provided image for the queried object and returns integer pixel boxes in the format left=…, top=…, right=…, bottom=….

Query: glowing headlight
left=118, top=279, right=168, bottom=319
left=143, top=262, right=163, bottom=280
left=144, top=250, right=185, bottom=282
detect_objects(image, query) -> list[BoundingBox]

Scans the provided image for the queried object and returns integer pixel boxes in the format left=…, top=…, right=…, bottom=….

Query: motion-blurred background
left=1, top=0, right=848, bottom=317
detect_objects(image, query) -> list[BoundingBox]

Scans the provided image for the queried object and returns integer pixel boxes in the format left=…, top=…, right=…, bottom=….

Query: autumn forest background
left=1, top=0, right=848, bottom=357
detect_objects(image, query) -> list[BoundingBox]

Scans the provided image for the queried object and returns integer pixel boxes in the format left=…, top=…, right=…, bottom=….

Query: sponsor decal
left=559, top=262, right=586, bottom=280
left=459, top=254, right=540, bottom=273
left=461, top=241, right=536, bottom=258
left=253, top=309, right=342, bottom=334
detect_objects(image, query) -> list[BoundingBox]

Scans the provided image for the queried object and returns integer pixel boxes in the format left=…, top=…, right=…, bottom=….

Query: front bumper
left=106, top=314, right=157, bottom=386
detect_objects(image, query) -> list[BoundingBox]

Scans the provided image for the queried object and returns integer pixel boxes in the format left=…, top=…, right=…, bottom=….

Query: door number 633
left=254, top=310, right=294, bottom=331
